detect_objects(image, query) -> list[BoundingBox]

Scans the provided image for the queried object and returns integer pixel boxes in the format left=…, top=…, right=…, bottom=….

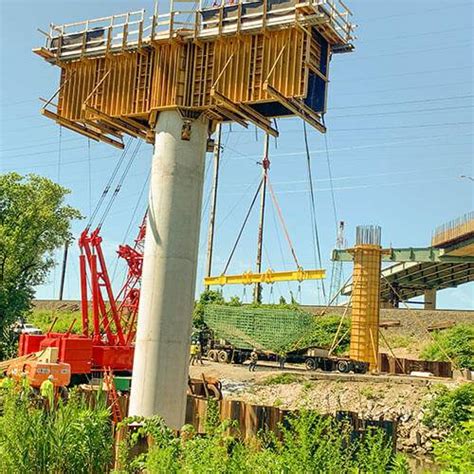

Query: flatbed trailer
left=205, top=339, right=369, bottom=374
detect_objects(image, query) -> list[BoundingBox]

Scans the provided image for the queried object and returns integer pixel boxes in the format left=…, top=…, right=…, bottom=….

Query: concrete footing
left=129, top=111, right=208, bottom=429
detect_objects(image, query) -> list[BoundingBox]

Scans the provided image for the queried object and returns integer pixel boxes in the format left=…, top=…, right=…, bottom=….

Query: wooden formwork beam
left=211, top=89, right=278, bottom=137
left=83, top=104, right=150, bottom=141
left=214, top=106, right=248, bottom=129
left=41, top=108, right=124, bottom=149
left=87, top=120, right=124, bottom=140
left=263, top=82, right=326, bottom=134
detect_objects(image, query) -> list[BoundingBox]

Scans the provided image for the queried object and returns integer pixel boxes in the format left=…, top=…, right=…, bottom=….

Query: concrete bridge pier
left=129, top=111, right=208, bottom=429
left=424, top=289, right=437, bottom=310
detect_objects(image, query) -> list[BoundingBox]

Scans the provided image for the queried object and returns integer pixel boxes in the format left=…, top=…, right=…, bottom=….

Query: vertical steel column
left=253, top=134, right=270, bottom=304
left=58, top=242, right=69, bottom=300
left=79, top=254, right=89, bottom=337
left=350, top=225, right=382, bottom=371
left=205, top=123, right=222, bottom=290
left=129, top=111, right=208, bottom=429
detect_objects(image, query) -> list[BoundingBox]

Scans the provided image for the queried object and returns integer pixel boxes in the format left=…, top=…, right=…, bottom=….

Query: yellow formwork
left=57, top=28, right=312, bottom=121
left=35, top=2, right=355, bottom=147
left=349, top=244, right=382, bottom=371
left=38, top=24, right=331, bottom=147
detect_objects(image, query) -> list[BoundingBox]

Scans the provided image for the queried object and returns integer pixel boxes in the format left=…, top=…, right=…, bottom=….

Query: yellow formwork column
left=349, top=226, right=383, bottom=371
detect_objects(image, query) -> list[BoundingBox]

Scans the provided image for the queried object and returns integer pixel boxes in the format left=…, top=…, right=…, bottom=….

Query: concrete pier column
left=349, top=226, right=383, bottom=372
left=424, top=289, right=437, bottom=310
left=129, top=111, right=208, bottom=429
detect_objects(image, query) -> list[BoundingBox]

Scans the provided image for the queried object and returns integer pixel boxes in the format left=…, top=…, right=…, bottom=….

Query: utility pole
left=205, top=123, right=222, bottom=291
left=254, top=134, right=270, bottom=304
left=58, top=241, right=69, bottom=301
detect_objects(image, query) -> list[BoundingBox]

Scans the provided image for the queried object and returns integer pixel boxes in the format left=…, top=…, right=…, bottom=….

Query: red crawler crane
left=18, top=218, right=146, bottom=377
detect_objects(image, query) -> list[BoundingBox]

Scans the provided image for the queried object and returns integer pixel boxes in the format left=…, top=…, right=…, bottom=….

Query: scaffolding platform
left=35, top=1, right=353, bottom=62
left=34, top=0, right=355, bottom=147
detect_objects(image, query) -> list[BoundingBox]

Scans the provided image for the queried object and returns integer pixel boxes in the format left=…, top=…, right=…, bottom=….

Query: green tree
left=192, top=289, right=224, bottom=328
left=0, top=173, right=81, bottom=357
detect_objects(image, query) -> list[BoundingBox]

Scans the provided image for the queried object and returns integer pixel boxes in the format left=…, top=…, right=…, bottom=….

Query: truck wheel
left=218, top=350, right=229, bottom=364
left=305, top=358, right=317, bottom=371
left=208, top=350, right=218, bottom=362
left=337, top=360, right=350, bottom=373
left=354, top=363, right=368, bottom=374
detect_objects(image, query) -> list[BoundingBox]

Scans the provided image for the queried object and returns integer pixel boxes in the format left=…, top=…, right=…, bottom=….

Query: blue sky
left=1, top=0, right=473, bottom=309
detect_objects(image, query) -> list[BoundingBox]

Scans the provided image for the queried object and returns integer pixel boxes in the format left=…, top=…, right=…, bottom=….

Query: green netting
left=204, top=305, right=320, bottom=353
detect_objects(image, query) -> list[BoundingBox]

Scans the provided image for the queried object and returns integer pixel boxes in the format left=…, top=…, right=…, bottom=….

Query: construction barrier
left=378, top=353, right=452, bottom=378
left=185, top=397, right=397, bottom=445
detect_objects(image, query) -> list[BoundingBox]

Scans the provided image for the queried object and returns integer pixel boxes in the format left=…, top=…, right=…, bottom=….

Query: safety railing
left=319, top=0, right=354, bottom=43
left=40, top=7, right=199, bottom=59
left=38, top=0, right=354, bottom=60
left=197, top=0, right=354, bottom=44
left=432, top=212, right=474, bottom=247
left=41, top=10, right=148, bottom=59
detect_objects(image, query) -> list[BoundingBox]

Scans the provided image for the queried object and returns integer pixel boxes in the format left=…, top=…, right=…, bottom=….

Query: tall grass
left=0, top=386, right=113, bottom=473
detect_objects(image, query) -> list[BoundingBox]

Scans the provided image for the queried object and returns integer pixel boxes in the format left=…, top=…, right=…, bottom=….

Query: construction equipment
left=18, top=218, right=146, bottom=378
left=188, top=375, right=223, bottom=400
left=204, top=268, right=326, bottom=286
left=204, top=170, right=326, bottom=295
left=3, top=348, right=71, bottom=388
left=101, top=372, right=223, bottom=401
left=348, top=226, right=384, bottom=371
left=34, top=2, right=354, bottom=147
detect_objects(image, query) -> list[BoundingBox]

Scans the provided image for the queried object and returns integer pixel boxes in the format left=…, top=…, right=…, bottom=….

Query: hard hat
left=48, top=375, right=54, bottom=381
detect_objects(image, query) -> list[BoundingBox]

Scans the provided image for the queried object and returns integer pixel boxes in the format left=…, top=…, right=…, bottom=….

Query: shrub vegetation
left=420, top=324, right=474, bottom=370
left=29, top=308, right=81, bottom=334
left=433, top=420, right=474, bottom=473
left=423, top=383, right=474, bottom=472
left=118, top=405, right=407, bottom=474
left=423, top=383, right=474, bottom=430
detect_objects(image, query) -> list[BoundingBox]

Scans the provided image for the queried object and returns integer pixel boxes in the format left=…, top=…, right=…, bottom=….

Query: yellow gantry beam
left=204, top=268, right=326, bottom=286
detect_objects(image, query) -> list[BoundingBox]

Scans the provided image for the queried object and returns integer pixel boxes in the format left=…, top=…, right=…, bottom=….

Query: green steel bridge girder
left=331, top=246, right=474, bottom=264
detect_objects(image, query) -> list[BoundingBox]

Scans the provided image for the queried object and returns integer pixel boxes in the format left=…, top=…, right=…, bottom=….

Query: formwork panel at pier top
left=35, top=1, right=354, bottom=148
